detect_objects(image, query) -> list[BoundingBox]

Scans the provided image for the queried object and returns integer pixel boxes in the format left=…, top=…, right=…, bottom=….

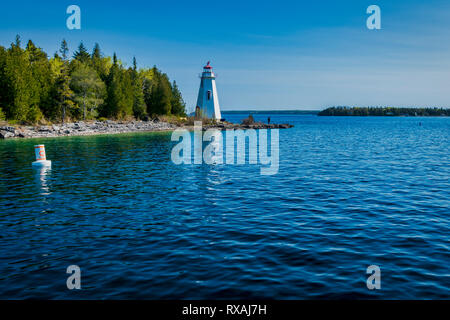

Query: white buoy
left=32, top=144, right=51, bottom=167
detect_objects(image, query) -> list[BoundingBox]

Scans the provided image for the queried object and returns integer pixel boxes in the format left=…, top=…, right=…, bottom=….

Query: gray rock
left=0, top=126, right=16, bottom=133
left=38, top=126, right=51, bottom=132
left=241, top=115, right=255, bottom=125
left=0, top=131, right=14, bottom=139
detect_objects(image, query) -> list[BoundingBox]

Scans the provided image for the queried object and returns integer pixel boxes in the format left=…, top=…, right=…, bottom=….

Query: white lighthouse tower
left=195, top=61, right=222, bottom=120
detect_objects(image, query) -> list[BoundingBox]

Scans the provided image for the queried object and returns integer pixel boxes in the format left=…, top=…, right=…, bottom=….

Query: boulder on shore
left=241, top=115, right=255, bottom=125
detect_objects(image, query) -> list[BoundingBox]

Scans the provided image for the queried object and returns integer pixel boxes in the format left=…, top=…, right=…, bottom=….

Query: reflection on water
left=0, top=117, right=449, bottom=299
left=34, top=165, right=51, bottom=196
left=203, top=130, right=223, bottom=165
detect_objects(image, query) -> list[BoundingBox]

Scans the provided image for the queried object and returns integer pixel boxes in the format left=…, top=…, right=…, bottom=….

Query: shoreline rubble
left=0, top=120, right=294, bottom=140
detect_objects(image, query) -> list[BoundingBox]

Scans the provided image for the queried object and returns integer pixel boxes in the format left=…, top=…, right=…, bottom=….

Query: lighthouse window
left=207, top=90, right=211, bottom=100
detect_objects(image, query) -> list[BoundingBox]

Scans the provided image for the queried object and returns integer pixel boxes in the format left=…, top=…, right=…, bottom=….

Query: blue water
left=0, top=114, right=449, bottom=299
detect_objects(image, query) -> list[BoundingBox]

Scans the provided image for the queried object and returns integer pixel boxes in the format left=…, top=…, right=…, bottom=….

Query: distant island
left=318, top=106, right=450, bottom=117
left=222, top=110, right=319, bottom=115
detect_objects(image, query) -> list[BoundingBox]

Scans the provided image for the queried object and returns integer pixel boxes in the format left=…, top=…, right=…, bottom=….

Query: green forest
left=318, top=106, right=450, bottom=116
left=0, top=36, right=186, bottom=124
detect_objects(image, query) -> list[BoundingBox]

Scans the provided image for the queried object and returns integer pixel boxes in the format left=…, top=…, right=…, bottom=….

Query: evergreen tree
left=171, top=80, right=186, bottom=116
left=142, top=67, right=155, bottom=111
left=0, top=46, right=7, bottom=114
left=92, top=43, right=101, bottom=60
left=104, top=54, right=133, bottom=119
left=14, top=34, right=21, bottom=48
left=146, top=68, right=171, bottom=116
left=118, top=69, right=133, bottom=119
left=104, top=56, right=120, bottom=118
left=0, top=44, right=5, bottom=122
left=59, top=39, right=69, bottom=61
left=54, top=56, right=75, bottom=123
left=26, top=40, right=47, bottom=62
left=2, top=36, right=41, bottom=122
left=90, top=44, right=111, bottom=81
left=56, top=73, right=75, bottom=123
left=26, top=40, right=53, bottom=120
left=130, top=57, right=146, bottom=119
left=156, top=73, right=172, bottom=115
left=132, top=76, right=146, bottom=119
left=45, top=55, right=65, bottom=119
left=73, top=42, right=90, bottom=63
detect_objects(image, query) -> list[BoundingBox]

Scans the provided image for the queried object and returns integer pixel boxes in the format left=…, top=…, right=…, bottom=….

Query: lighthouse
left=195, top=61, right=222, bottom=120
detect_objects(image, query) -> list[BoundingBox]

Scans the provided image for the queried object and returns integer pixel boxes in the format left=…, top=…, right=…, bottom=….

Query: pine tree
left=148, top=71, right=172, bottom=116
left=113, top=52, right=117, bottom=65
left=142, top=67, right=155, bottom=112
left=90, top=44, right=111, bottom=81
left=120, top=69, right=134, bottom=118
left=92, top=43, right=101, bottom=60
left=45, top=55, right=65, bottom=119
left=73, top=42, right=90, bottom=63
left=170, top=80, right=186, bottom=116
left=26, top=40, right=53, bottom=120
left=104, top=55, right=133, bottom=119
left=56, top=69, right=75, bottom=123
left=130, top=57, right=146, bottom=119
left=2, top=36, right=41, bottom=122
left=53, top=53, right=75, bottom=123
left=104, top=55, right=120, bottom=118
left=0, top=46, right=7, bottom=114
left=59, top=39, right=69, bottom=61
left=14, top=34, right=21, bottom=48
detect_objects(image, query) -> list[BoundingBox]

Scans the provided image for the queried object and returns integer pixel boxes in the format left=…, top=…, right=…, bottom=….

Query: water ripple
left=0, top=116, right=449, bottom=299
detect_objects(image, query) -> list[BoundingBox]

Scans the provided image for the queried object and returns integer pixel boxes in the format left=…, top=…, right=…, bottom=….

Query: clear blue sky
left=1, top=0, right=449, bottom=111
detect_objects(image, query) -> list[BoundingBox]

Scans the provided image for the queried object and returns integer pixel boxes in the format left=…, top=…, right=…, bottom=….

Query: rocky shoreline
left=0, top=120, right=177, bottom=140
left=203, top=122, right=294, bottom=130
left=0, top=120, right=294, bottom=140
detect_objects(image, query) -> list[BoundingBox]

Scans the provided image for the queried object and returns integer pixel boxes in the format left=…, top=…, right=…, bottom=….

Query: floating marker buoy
left=32, top=144, right=51, bottom=167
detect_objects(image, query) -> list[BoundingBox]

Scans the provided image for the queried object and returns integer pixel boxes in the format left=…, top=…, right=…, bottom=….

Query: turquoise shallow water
left=0, top=114, right=449, bottom=299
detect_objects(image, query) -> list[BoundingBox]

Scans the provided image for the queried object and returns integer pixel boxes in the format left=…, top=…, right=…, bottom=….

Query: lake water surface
left=0, top=114, right=449, bottom=299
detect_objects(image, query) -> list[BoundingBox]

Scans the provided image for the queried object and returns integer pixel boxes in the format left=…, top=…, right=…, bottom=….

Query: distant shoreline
left=318, top=106, right=450, bottom=117
left=222, top=110, right=319, bottom=115
left=222, top=108, right=450, bottom=116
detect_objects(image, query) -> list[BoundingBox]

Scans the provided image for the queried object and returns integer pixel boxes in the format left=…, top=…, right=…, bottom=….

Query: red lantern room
left=204, top=61, right=213, bottom=70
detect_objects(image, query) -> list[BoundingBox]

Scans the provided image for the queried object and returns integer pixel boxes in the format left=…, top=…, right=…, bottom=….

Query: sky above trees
left=0, top=0, right=449, bottom=111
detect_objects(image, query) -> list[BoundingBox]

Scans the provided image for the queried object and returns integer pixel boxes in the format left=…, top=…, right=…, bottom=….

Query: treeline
left=318, top=106, right=450, bottom=116
left=0, top=36, right=186, bottom=123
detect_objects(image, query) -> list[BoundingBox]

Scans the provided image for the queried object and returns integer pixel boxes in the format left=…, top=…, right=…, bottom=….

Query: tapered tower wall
left=196, top=62, right=222, bottom=120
